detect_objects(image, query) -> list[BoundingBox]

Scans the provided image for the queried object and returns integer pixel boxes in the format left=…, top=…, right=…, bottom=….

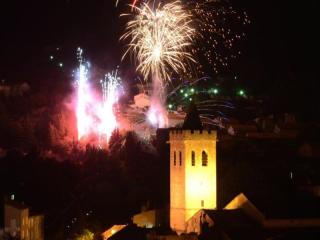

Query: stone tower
left=169, top=103, right=217, bottom=233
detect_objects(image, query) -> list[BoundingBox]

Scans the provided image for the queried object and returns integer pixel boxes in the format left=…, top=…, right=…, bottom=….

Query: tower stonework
left=169, top=129, right=217, bottom=233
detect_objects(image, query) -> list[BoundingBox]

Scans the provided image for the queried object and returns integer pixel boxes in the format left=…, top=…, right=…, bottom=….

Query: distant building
left=133, top=93, right=150, bottom=109
left=102, top=225, right=127, bottom=240
left=136, top=83, right=152, bottom=96
left=4, top=200, right=44, bottom=240
left=133, top=208, right=169, bottom=229
left=185, top=193, right=320, bottom=239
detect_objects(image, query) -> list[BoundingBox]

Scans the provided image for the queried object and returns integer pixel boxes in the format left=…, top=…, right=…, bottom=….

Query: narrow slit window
left=191, top=151, right=195, bottom=166
left=179, top=151, right=182, bottom=166
left=201, top=200, right=204, bottom=208
left=174, top=151, right=176, bottom=166
left=202, top=151, right=208, bottom=166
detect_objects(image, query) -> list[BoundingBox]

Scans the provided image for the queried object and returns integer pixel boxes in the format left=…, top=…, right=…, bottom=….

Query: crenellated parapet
left=169, top=129, right=217, bottom=141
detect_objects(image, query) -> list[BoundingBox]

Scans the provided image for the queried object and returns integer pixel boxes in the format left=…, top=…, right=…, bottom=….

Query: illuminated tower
left=169, top=103, right=217, bottom=233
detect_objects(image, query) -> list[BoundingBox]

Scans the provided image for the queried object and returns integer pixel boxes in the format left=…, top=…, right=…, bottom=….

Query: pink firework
left=75, top=48, right=121, bottom=146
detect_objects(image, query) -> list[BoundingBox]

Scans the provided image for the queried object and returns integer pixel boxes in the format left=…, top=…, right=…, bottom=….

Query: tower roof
left=182, top=101, right=203, bottom=130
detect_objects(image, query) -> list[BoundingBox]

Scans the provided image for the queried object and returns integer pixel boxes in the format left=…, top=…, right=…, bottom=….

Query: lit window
left=202, top=151, right=208, bottom=166
left=174, top=151, right=176, bottom=166
left=201, top=200, right=204, bottom=207
left=179, top=151, right=182, bottom=166
left=191, top=151, right=195, bottom=166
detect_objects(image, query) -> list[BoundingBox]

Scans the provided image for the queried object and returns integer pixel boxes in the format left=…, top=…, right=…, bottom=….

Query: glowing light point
left=168, top=104, right=173, bottom=109
left=238, top=89, right=245, bottom=96
left=49, top=55, right=54, bottom=60
left=59, top=62, right=63, bottom=67
left=213, top=88, right=219, bottom=94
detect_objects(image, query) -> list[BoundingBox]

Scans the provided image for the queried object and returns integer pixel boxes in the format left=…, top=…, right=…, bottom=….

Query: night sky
left=0, top=0, right=319, bottom=116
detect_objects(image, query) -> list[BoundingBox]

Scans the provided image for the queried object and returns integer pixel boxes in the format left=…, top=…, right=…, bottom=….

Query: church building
left=169, top=103, right=217, bottom=233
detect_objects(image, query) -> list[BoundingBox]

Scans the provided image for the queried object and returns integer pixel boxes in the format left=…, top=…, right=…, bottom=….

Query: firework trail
left=132, top=0, right=138, bottom=7
left=121, top=0, right=195, bottom=127
left=115, top=0, right=142, bottom=8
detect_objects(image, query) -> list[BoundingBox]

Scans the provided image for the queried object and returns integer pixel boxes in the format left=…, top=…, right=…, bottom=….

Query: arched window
left=174, top=151, right=176, bottom=166
left=191, top=151, right=195, bottom=166
left=179, top=151, right=182, bottom=166
left=202, top=151, right=208, bottom=166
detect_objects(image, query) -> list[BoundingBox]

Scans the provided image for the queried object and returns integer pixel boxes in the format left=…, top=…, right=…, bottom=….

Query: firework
left=121, top=0, right=195, bottom=127
left=76, top=47, right=91, bottom=141
left=99, top=69, right=122, bottom=144
left=75, top=48, right=121, bottom=146
left=122, top=0, right=195, bottom=82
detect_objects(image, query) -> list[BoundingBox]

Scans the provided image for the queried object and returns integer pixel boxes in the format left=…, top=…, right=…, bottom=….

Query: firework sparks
left=99, top=69, right=122, bottom=144
left=76, top=47, right=91, bottom=141
left=122, top=0, right=195, bottom=82
left=75, top=48, right=121, bottom=146
left=187, top=0, right=250, bottom=74
left=121, top=0, right=195, bottom=127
